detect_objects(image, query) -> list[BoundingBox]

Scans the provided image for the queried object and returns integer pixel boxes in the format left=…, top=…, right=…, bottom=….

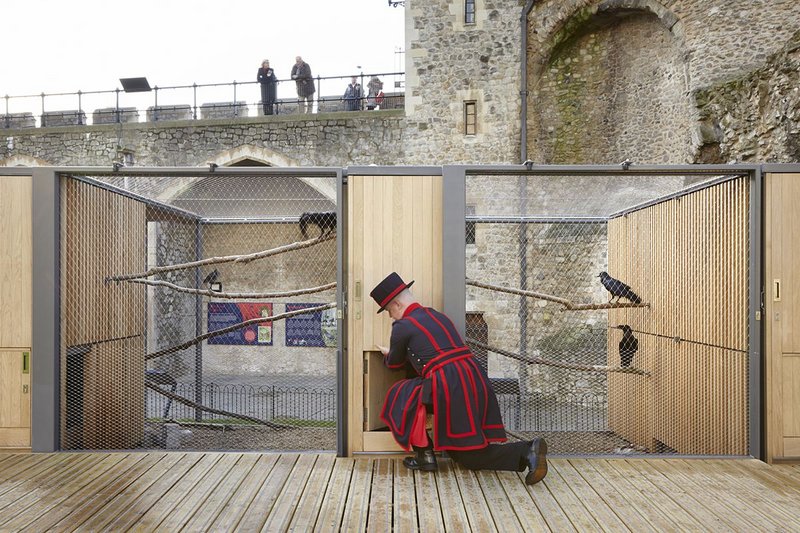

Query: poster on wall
left=207, top=302, right=273, bottom=345
left=285, top=303, right=337, bottom=347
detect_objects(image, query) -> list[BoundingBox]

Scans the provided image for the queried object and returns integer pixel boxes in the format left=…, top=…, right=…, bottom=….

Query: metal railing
left=2, top=71, right=405, bottom=128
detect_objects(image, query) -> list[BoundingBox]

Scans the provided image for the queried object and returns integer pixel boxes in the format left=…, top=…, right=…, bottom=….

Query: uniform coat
left=380, top=302, right=507, bottom=451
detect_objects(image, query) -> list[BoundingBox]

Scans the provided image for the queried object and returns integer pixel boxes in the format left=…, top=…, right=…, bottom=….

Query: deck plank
left=572, top=458, right=672, bottom=532
left=392, top=456, right=418, bottom=532
left=340, top=456, right=374, bottom=532
left=493, top=471, right=551, bottom=533
left=104, top=453, right=206, bottom=531
left=313, top=457, right=355, bottom=532
left=206, top=453, right=281, bottom=531
left=434, top=460, right=471, bottom=532
left=69, top=453, right=187, bottom=532
left=415, top=466, right=446, bottom=531
left=452, top=463, right=496, bottom=532
left=235, top=453, right=301, bottom=531
left=545, top=460, right=628, bottom=531
left=0, top=453, right=95, bottom=513
left=646, top=460, right=777, bottom=532
left=512, top=471, right=576, bottom=532
left=286, top=454, right=336, bottom=531
left=604, top=459, right=714, bottom=532
left=365, top=458, right=393, bottom=533
left=177, top=453, right=260, bottom=531
left=126, top=453, right=225, bottom=532
left=259, top=453, right=319, bottom=532
left=475, top=470, right=527, bottom=532
left=0, top=453, right=71, bottom=499
left=145, top=453, right=241, bottom=532
left=1, top=453, right=127, bottom=531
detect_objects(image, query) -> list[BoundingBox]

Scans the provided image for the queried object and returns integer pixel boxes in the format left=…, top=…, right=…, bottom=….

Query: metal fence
left=2, top=71, right=404, bottom=128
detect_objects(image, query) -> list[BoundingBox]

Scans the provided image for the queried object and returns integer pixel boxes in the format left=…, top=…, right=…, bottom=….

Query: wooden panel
left=0, top=176, right=32, bottom=348
left=0, top=349, right=30, bottom=448
left=765, top=173, right=800, bottom=462
left=608, top=177, right=749, bottom=454
left=347, top=175, right=443, bottom=454
left=784, top=438, right=800, bottom=457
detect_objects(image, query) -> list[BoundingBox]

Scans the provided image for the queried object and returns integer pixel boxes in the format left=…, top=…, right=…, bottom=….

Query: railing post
left=193, top=83, right=197, bottom=120
left=40, top=92, right=45, bottom=127
left=316, top=75, right=321, bottom=113
left=4, top=94, right=8, bottom=128
left=153, top=86, right=158, bottom=122
left=115, top=88, right=120, bottom=123
left=77, top=90, right=83, bottom=125
left=233, top=80, right=238, bottom=117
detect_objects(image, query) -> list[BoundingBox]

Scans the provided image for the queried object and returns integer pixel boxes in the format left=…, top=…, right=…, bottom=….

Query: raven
left=598, top=271, right=642, bottom=304
left=617, top=325, right=638, bottom=368
left=202, top=268, right=219, bottom=285
left=299, top=211, right=337, bottom=238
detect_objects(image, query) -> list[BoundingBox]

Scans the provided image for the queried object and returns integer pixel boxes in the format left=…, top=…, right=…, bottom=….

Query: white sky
left=1, top=0, right=406, bottom=114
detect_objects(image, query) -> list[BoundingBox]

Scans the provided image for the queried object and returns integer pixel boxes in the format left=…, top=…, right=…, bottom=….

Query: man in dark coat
left=370, top=272, right=548, bottom=485
left=290, top=56, right=315, bottom=113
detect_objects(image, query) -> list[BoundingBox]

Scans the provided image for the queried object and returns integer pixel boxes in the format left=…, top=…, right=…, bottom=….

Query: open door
left=347, top=174, right=442, bottom=453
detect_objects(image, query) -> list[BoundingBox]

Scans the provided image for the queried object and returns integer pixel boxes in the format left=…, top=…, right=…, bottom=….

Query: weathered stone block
left=1, top=112, right=35, bottom=129
left=41, top=110, right=87, bottom=127
left=92, top=107, right=139, bottom=124
left=200, top=101, right=249, bottom=120
left=146, top=105, right=192, bottom=122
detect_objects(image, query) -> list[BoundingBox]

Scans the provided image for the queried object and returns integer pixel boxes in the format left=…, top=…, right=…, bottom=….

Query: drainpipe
left=520, top=0, right=537, bottom=162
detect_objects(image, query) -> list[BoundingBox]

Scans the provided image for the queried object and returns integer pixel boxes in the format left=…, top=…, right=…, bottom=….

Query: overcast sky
left=2, top=0, right=405, bottom=113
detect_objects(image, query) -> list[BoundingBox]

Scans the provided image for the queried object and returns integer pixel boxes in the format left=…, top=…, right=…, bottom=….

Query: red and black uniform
left=380, top=302, right=507, bottom=451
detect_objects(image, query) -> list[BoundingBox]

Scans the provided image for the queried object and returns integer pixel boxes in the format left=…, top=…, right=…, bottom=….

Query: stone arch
left=527, top=0, right=696, bottom=164
left=0, top=153, right=51, bottom=167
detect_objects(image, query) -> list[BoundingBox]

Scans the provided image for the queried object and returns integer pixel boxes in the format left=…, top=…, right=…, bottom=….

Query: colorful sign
left=207, top=302, right=273, bottom=345
left=285, top=303, right=337, bottom=347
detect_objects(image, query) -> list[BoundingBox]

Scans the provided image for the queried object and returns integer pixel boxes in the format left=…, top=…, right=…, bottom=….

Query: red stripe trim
left=406, top=316, right=441, bottom=351
left=379, top=284, right=406, bottom=307
left=424, top=308, right=457, bottom=348
left=424, top=352, right=471, bottom=378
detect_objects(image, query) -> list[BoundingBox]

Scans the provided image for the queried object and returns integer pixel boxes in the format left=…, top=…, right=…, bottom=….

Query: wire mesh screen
left=465, top=172, right=750, bottom=455
left=61, top=172, right=338, bottom=451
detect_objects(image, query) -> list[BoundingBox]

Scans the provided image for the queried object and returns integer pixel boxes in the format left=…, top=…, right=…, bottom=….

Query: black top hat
left=370, top=272, right=415, bottom=313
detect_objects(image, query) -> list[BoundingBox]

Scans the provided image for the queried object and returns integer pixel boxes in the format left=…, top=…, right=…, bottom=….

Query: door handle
left=774, top=279, right=781, bottom=302
left=22, top=351, right=29, bottom=374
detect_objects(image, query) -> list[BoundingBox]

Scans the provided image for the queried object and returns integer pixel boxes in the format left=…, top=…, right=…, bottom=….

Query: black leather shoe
left=525, top=438, right=548, bottom=485
left=402, top=450, right=438, bottom=471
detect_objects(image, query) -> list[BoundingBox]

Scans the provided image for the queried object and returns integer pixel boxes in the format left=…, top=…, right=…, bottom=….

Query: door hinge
left=363, top=357, right=368, bottom=374
left=363, top=407, right=368, bottom=424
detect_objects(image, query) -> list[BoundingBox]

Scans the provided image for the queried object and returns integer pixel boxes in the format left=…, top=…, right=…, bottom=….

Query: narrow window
left=465, top=0, right=476, bottom=24
left=464, top=101, right=477, bottom=136
left=466, top=205, right=476, bottom=245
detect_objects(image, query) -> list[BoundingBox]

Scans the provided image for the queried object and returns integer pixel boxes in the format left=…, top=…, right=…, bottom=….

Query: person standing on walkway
left=257, top=59, right=278, bottom=115
left=343, top=76, right=363, bottom=111
left=370, top=272, right=548, bottom=484
left=290, top=56, right=315, bottom=114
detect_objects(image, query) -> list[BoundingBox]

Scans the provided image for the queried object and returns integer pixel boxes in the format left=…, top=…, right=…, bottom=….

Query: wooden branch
left=129, top=279, right=336, bottom=299
left=466, top=338, right=650, bottom=376
left=145, top=380, right=291, bottom=429
left=146, top=302, right=336, bottom=361
left=466, top=279, right=648, bottom=311
left=106, top=232, right=335, bottom=282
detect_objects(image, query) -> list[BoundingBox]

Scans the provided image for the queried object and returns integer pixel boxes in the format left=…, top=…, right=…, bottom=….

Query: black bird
left=598, top=271, right=642, bottom=304
left=202, top=268, right=219, bottom=285
left=299, top=211, right=337, bottom=238
left=617, top=325, right=638, bottom=368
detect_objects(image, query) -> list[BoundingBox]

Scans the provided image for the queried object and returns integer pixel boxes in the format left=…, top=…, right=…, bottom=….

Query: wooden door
left=0, top=349, right=31, bottom=448
left=347, top=175, right=442, bottom=453
left=765, top=173, right=800, bottom=461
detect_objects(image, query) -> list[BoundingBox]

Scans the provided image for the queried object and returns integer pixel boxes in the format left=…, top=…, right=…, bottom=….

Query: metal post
left=517, top=175, right=529, bottom=391
left=115, top=88, right=120, bottom=123
left=4, top=94, right=9, bottom=128
left=233, top=81, right=237, bottom=117
left=77, top=90, right=83, bottom=125
left=40, top=92, right=45, bottom=127
left=153, top=86, right=158, bottom=121
left=194, top=221, right=203, bottom=422
left=193, top=83, right=197, bottom=120
left=336, top=168, right=347, bottom=455
left=749, top=167, right=762, bottom=460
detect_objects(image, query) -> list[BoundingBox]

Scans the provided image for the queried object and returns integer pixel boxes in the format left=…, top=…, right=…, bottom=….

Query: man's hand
left=376, top=345, right=389, bottom=356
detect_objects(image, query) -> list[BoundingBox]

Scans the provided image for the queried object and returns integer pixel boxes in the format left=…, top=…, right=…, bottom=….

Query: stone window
left=464, top=101, right=477, bottom=135
left=465, top=0, right=476, bottom=24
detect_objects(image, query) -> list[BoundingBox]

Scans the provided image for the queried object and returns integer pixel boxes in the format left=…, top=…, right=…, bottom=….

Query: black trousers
left=447, top=440, right=532, bottom=472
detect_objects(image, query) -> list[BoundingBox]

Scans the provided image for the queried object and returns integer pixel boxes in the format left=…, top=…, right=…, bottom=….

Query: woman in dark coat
left=257, top=59, right=278, bottom=115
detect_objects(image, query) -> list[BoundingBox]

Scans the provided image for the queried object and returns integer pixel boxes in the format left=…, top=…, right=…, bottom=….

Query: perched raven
left=202, top=268, right=219, bottom=285
left=299, top=211, right=337, bottom=238
left=598, top=271, right=642, bottom=304
left=617, top=325, right=638, bottom=368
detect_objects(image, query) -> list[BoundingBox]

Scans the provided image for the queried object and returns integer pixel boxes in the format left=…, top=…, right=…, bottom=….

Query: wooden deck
left=0, top=453, right=798, bottom=532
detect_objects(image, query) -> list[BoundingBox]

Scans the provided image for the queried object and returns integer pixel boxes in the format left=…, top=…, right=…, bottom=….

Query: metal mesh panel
left=61, top=172, right=338, bottom=451
left=465, top=172, right=750, bottom=455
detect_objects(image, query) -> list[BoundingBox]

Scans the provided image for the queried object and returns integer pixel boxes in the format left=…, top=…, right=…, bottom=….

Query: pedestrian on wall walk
left=257, top=59, right=278, bottom=115
left=290, top=56, right=315, bottom=114
left=370, top=272, right=548, bottom=484
left=343, top=76, right=363, bottom=111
